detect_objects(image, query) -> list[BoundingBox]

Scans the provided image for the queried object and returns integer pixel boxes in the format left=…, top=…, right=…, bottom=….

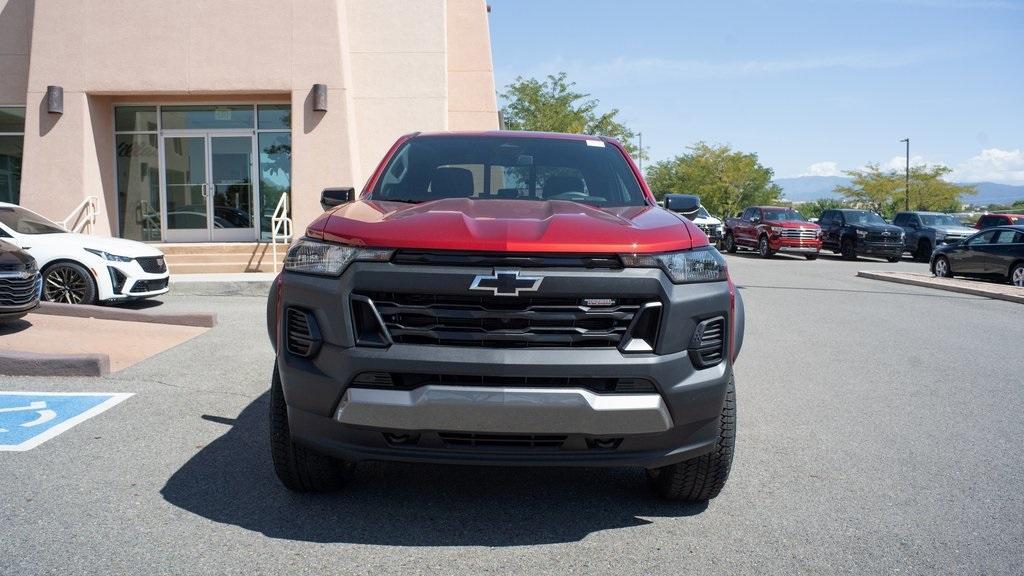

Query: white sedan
left=0, top=202, right=170, bottom=305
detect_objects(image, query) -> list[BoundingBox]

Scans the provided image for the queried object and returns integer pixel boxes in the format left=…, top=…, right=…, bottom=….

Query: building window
left=0, top=106, right=25, bottom=205
left=115, top=106, right=161, bottom=241
left=257, top=104, right=291, bottom=240
left=114, top=104, right=291, bottom=242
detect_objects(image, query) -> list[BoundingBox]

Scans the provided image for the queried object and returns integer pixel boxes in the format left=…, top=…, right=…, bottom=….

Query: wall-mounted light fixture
left=46, top=85, right=64, bottom=114
left=312, top=84, right=328, bottom=112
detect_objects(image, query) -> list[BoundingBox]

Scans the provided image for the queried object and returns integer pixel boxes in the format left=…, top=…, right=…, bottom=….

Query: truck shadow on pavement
left=161, top=392, right=708, bottom=546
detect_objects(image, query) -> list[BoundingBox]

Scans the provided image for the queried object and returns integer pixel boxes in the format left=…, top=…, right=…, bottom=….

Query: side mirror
left=321, top=187, right=354, bottom=211
left=750, top=217, right=761, bottom=225
left=908, top=221, right=919, bottom=229
left=664, top=194, right=701, bottom=220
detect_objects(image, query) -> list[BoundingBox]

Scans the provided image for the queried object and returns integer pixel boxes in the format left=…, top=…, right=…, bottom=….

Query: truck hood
left=765, top=219, right=819, bottom=229
left=928, top=225, right=976, bottom=236
left=850, top=223, right=904, bottom=235
left=312, top=199, right=698, bottom=253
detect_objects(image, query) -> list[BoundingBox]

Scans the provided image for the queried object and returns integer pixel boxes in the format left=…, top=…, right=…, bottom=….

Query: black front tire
left=648, top=376, right=736, bottom=501
left=887, top=256, right=901, bottom=263
left=804, top=253, right=818, bottom=260
left=723, top=233, right=737, bottom=254
left=915, top=240, right=932, bottom=262
left=270, top=362, right=353, bottom=492
left=841, top=238, right=857, bottom=260
left=42, top=262, right=97, bottom=305
left=757, top=235, right=774, bottom=259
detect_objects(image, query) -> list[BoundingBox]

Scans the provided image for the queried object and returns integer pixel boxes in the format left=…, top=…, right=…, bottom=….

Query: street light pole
left=899, top=138, right=910, bottom=210
left=638, top=132, right=643, bottom=172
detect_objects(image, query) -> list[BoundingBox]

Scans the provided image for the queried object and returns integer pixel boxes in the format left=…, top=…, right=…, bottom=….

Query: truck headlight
left=84, top=248, right=133, bottom=262
left=856, top=229, right=867, bottom=238
left=621, top=246, right=728, bottom=283
left=284, top=237, right=393, bottom=276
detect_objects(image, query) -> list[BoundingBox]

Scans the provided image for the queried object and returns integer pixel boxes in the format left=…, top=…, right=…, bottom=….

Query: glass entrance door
left=161, top=132, right=257, bottom=242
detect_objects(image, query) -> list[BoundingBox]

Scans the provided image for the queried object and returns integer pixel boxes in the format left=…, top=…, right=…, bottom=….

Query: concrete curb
left=0, top=350, right=110, bottom=377
left=168, top=280, right=272, bottom=298
left=858, top=271, right=1024, bottom=304
left=34, top=301, right=217, bottom=327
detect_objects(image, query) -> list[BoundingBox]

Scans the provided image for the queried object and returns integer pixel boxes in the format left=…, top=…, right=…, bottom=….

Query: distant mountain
left=773, top=176, right=849, bottom=202
left=773, top=177, right=1024, bottom=207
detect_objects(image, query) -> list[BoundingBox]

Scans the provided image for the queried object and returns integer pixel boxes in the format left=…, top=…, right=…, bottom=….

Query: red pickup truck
left=723, top=206, right=822, bottom=259
left=266, top=131, right=745, bottom=501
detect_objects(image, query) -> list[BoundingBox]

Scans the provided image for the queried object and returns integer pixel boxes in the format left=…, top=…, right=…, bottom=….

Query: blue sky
left=487, top=0, right=1024, bottom=183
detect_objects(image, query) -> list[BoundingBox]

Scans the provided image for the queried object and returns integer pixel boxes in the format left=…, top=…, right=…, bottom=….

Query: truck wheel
left=886, top=256, right=901, bottom=263
left=269, top=362, right=353, bottom=492
left=804, top=253, right=818, bottom=261
left=757, top=235, right=774, bottom=258
left=723, top=233, right=737, bottom=253
left=915, top=240, right=932, bottom=262
left=841, top=238, right=857, bottom=260
left=647, top=376, right=735, bottom=501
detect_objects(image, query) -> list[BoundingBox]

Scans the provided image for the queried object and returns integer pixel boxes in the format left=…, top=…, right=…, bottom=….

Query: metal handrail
left=270, top=193, right=292, bottom=273
left=61, top=196, right=98, bottom=234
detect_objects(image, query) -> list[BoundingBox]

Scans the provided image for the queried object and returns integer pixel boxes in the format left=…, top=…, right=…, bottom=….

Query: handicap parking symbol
left=0, top=392, right=133, bottom=451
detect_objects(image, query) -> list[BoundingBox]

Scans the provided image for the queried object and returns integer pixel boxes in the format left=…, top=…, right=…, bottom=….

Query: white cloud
left=799, top=161, right=842, bottom=177
left=950, top=148, right=1024, bottom=184
left=881, top=155, right=928, bottom=171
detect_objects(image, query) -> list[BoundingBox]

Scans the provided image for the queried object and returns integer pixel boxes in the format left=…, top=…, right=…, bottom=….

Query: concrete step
left=156, top=242, right=290, bottom=256
left=163, top=252, right=286, bottom=265
left=169, top=261, right=284, bottom=274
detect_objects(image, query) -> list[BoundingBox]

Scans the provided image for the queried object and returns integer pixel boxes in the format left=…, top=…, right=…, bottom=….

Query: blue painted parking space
left=0, top=392, right=133, bottom=451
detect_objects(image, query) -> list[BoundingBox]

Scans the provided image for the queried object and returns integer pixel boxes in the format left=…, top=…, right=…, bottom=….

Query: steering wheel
left=549, top=191, right=590, bottom=202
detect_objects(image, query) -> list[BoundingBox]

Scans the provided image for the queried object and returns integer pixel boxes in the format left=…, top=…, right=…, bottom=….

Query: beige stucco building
left=0, top=0, right=498, bottom=242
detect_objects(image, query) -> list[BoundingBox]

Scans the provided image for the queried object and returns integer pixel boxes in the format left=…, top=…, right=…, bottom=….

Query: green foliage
left=795, top=197, right=850, bottom=220
left=835, top=164, right=975, bottom=217
left=500, top=72, right=644, bottom=159
left=644, top=142, right=781, bottom=218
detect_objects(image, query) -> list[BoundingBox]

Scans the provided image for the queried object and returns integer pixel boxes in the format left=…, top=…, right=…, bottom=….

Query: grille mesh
left=0, top=274, right=40, bottom=307
left=361, top=292, right=649, bottom=348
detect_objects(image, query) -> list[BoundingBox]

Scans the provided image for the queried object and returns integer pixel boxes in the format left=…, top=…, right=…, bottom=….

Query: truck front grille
left=350, top=372, right=657, bottom=394
left=438, top=432, right=567, bottom=449
left=360, top=292, right=649, bottom=348
left=0, top=274, right=40, bottom=307
left=779, top=228, right=817, bottom=240
left=865, top=233, right=901, bottom=245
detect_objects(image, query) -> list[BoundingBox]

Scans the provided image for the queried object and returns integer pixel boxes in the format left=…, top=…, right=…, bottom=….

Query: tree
left=835, top=164, right=975, bottom=217
left=644, top=142, right=781, bottom=218
left=795, top=197, right=850, bottom=220
left=501, top=72, right=644, bottom=159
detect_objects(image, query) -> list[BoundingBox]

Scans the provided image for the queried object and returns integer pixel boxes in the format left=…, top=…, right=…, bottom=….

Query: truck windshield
left=844, top=211, right=886, bottom=225
left=919, top=214, right=960, bottom=227
left=763, top=209, right=805, bottom=221
left=370, top=136, right=648, bottom=207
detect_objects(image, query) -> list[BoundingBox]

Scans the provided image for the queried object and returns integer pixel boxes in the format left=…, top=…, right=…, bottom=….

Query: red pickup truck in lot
left=723, top=206, right=822, bottom=259
left=267, top=131, right=745, bottom=502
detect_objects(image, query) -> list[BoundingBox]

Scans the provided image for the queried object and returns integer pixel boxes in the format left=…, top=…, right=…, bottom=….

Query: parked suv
left=723, top=206, right=821, bottom=259
left=267, top=132, right=745, bottom=501
left=892, top=211, right=978, bottom=262
left=819, top=209, right=904, bottom=261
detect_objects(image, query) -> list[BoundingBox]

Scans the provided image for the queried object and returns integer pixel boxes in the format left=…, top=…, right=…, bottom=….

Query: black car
left=818, top=209, right=905, bottom=262
left=931, top=225, right=1024, bottom=287
left=0, top=239, right=41, bottom=322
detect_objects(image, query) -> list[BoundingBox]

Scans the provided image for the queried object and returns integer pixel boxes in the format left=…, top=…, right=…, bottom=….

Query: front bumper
left=855, top=240, right=903, bottom=257
left=97, top=260, right=170, bottom=301
left=768, top=238, right=821, bottom=253
left=272, top=262, right=743, bottom=468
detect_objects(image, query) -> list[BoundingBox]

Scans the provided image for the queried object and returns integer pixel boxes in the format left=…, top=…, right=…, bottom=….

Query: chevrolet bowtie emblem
left=469, top=270, right=542, bottom=296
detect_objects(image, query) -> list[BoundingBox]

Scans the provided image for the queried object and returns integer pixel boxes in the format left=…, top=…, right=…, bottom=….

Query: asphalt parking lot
left=2, top=254, right=1022, bottom=575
